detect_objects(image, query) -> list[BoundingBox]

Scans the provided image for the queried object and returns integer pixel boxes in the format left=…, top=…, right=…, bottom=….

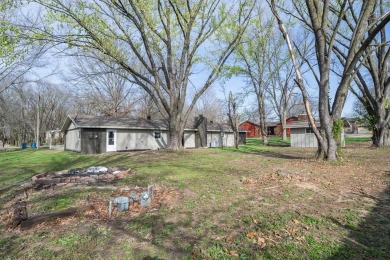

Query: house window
left=108, top=131, right=115, bottom=145
left=78, top=130, right=81, bottom=140
left=306, top=128, right=314, bottom=134
left=154, top=131, right=161, bottom=139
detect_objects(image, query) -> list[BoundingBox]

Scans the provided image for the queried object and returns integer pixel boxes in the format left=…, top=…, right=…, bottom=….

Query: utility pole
left=36, top=95, right=40, bottom=149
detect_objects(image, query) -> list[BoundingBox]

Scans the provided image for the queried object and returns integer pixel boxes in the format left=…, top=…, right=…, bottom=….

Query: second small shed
left=287, top=115, right=345, bottom=148
left=287, top=114, right=321, bottom=148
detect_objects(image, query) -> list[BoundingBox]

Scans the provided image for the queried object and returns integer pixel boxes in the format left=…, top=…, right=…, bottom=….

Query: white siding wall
left=207, top=132, right=235, bottom=147
left=68, top=122, right=77, bottom=130
left=207, top=132, right=219, bottom=147
left=291, top=133, right=318, bottom=148
left=291, top=128, right=345, bottom=148
left=116, top=129, right=169, bottom=150
left=291, top=128, right=318, bottom=148
left=65, top=129, right=81, bottom=151
left=224, top=132, right=235, bottom=147
left=184, top=132, right=196, bottom=148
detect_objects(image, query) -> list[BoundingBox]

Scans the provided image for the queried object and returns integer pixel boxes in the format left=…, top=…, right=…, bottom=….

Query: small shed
left=288, top=115, right=345, bottom=148
left=61, top=115, right=246, bottom=154
left=287, top=114, right=321, bottom=148
left=289, top=123, right=320, bottom=147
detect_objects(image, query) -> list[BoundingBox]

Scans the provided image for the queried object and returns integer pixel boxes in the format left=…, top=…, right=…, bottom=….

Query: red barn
left=239, top=121, right=262, bottom=138
left=240, top=117, right=298, bottom=138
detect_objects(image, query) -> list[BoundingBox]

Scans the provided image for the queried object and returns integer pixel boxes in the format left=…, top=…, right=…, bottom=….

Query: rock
left=87, top=166, right=108, bottom=173
left=80, top=177, right=91, bottom=184
left=105, top=174, right=115, bottom=180
left=88, top=178, right=97, bottom=184
left=68, top=168, right=83, bottom=175
left=51, top=178, right=62, bottom=184
left=34, top=179, right=53, bottom=185
left=58, top=170, right=68, bottom=175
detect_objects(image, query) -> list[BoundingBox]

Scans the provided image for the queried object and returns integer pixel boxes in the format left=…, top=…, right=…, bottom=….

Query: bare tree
left=230, top=7, right=273, bottom=145
left=0, top=80, right=70, bottom=146
left=286, top=94, right=318, bottom=119
left=132, top=89, right=163, bottom=119
left=269, top=0, right=390, bottom=160
left=266, top=32, right=301, bottom=140
left=32, top=0, right=254, bottom=150
left=333, top=1, right=390, bottom=147
left=192, top=88, right=226, bottom=123
left=70, top=56, right=140, bottom=117
left=0, top=2, right=48, bottom=94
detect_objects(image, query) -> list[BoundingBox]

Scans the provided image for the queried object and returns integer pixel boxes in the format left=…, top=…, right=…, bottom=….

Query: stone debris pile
left=31, top=166, right=132, bottom=189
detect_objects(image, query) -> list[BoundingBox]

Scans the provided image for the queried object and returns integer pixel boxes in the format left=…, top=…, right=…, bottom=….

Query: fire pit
left=31, top=166, right=132, bottom=190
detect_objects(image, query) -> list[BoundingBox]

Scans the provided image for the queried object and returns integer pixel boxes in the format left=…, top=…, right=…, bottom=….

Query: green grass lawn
left=0, top=149, right=89, bottom=189
left=345, top=136, right=372, bottom=143
left=1, top=140, right=389, bottom=259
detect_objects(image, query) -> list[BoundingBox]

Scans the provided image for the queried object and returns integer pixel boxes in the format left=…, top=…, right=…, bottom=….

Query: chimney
left=298, top=114, right=309, bottom=121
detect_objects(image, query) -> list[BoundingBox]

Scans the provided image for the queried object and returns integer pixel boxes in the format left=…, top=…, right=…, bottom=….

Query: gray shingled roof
left=71, top=115, right=169, bottom=130
left=62, top=115, right=244, bottom=132
left=286, top=120, right=321, bottom=128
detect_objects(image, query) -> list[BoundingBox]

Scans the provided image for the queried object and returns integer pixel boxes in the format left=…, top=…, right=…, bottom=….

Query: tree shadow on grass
left=329, top=186, right=390, bottom=259
left=223, top=145, right=314, bottom=160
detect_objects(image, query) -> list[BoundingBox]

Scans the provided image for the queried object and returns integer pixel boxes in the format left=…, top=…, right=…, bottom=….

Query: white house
left=61, top=114, right=246, bottom=154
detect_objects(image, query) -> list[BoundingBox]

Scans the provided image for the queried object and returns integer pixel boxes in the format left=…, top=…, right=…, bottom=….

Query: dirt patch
left=1, top=143, right=390, bottom=259
left=85, top=185, right=179, bottom=220
left=1, top=182, right=181, bottom=232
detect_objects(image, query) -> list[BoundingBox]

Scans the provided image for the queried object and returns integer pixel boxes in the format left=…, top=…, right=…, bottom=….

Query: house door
left=106, top=129, right=117, bottom=152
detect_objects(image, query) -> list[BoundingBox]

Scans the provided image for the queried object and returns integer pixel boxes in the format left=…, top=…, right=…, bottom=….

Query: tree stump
left=12, top=199, right=28, bottom=228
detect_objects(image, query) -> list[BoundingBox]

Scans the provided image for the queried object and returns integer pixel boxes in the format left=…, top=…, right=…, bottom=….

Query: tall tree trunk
left=257, top=93, right=268, bottom=146
left=281, top=111, right=287, bottom=141
left=259, top=110, right=268, bottom=145
left=227, top=92, right=240, bottom=149
left=233, top=113, right=239, bottom=149
left=372, top=119, right=388, bottom=147
left=168, top=113, right=183, bottom=150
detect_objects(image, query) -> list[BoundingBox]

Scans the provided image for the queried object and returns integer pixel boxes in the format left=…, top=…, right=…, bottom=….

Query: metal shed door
left=106, top=129, right=117, bottom=152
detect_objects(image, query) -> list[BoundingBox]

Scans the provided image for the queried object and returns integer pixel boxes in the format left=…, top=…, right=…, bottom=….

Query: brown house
left=239, top=117, right=298, bottom=138
left=274, top=117, right=298, bottom=137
